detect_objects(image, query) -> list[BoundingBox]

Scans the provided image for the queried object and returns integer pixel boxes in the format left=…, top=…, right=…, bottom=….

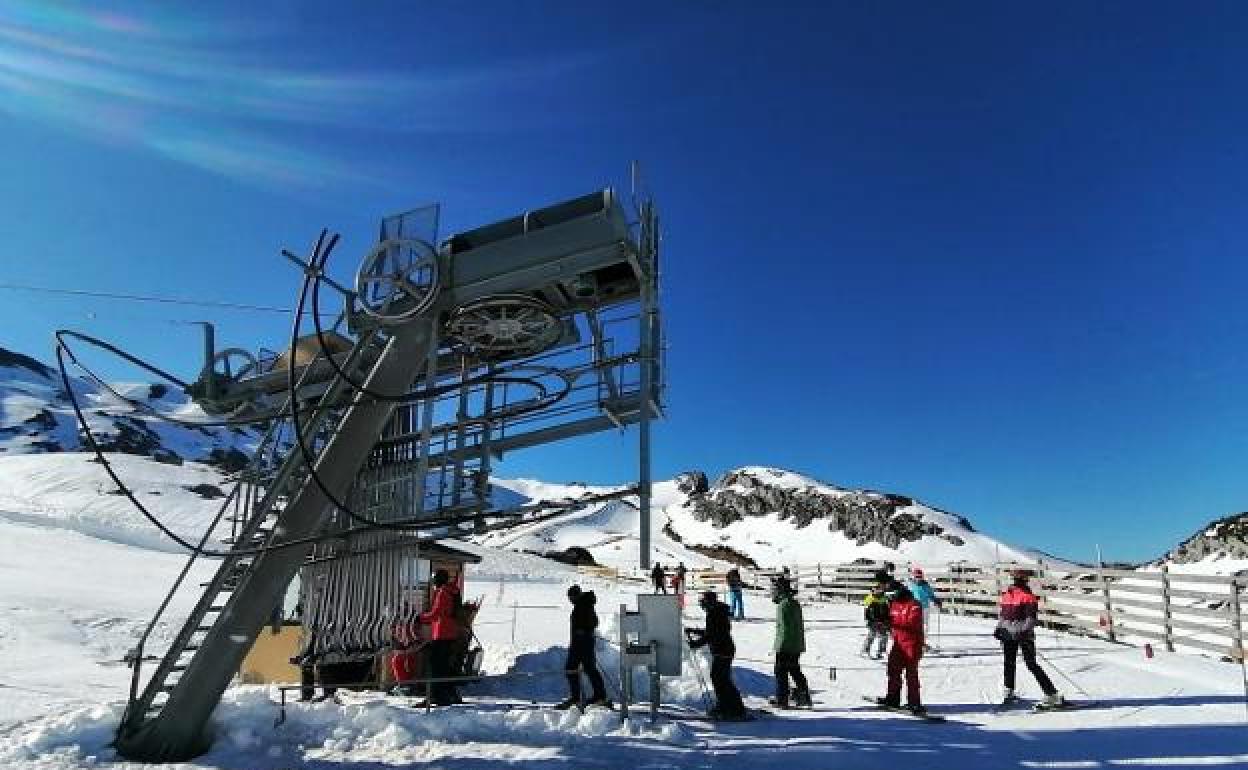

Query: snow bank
left=0, top=687, right=692, bottom=769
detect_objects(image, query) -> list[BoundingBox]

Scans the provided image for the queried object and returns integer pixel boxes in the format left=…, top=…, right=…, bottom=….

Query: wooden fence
left=774, top=561, right=1246, bottom=661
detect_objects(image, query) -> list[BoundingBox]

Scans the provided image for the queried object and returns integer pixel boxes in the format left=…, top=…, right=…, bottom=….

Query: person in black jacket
left=686, top=590, right=746, bottom=719
left=651, top=562, right=668, bottom=594
left=556, top=585, right=608, bottom=709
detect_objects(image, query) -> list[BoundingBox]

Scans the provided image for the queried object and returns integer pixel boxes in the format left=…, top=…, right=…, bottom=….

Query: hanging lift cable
left=53, top=337, right=634, bottom=558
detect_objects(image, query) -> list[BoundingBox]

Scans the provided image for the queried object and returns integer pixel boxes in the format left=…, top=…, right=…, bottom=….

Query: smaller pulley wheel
left=355, top=238, right=440, bottom=322
left=446, top=294, right=564, bottom=360
left=210, top=348, right=259, bottom=382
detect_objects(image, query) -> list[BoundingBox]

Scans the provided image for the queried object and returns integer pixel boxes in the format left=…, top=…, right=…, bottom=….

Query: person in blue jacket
left=906, top=567, right=943, bottom=652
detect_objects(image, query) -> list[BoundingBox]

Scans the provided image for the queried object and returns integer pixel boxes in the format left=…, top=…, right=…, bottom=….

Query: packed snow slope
left=0, top=345, right=257, bottom=467
left=2, top=483, right=1247, bottom=769
left=482, top=467, right=1050, bottom=571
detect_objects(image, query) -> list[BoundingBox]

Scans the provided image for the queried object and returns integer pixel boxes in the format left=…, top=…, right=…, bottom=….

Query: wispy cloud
left=0, top=3, right=602, bottom=188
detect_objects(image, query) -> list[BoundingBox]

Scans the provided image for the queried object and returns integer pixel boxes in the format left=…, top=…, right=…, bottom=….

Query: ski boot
left=1039, top=692, right=1066, bottom=709
left=794, top=690, right=813, bottom=709
left=907, top=703, right=927, bottom=716
left=553, top=698, right=579, bottom=711
left=767, top=695, right=792, bottom=709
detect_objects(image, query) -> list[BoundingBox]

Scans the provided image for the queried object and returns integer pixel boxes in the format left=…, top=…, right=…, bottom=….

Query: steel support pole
left=637, top=201, right=657, bottom=571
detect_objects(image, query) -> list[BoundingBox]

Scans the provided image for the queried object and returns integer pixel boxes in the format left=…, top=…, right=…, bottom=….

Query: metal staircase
left=115, top=324, right=434, bottom=761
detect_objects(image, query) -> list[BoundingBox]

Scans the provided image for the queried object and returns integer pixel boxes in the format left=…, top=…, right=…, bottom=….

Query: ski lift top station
left=99, top=181, right=663, bottom=761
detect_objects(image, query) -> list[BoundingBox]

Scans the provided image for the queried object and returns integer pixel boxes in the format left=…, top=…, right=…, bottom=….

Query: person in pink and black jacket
left=995, top=569, right=1064, bottom=708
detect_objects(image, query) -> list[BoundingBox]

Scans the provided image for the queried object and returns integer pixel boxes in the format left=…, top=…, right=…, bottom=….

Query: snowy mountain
left=1158, top=511, right=1248, bottom=576
left=0, top=343, right=1049, bottom=570
left=481, top=466, right=1047, bottom=571
left=0, top=345, right=259, bottom=469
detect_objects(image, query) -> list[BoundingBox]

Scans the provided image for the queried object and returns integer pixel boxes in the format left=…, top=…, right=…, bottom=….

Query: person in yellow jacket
left=861, top=583, right=890, bottom=659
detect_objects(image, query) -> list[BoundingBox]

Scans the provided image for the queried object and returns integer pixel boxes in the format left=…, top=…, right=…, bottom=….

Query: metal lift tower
left=106, top=185, right=663, bottom=761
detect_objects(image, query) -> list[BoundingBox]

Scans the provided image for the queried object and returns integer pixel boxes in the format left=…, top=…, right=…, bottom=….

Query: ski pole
left=1035, top=649, right=1093, bottom=698
left=682, top=639, right=713, bottom=711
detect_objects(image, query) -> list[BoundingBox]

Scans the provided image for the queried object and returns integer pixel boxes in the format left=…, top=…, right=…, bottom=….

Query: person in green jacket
left=769, top=577, right=812, bottom=708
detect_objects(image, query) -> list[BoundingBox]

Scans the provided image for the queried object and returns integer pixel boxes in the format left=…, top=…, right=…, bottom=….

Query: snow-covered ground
left=2, top=455, right=1248, bottom=769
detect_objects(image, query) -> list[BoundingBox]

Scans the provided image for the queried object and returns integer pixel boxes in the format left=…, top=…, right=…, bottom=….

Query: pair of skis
left=861, top=696, right=947, bottom=722
left=993, top=695, right=1091, bottom=714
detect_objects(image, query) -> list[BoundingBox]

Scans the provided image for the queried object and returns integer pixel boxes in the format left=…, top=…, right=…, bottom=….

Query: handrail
left=124, top=412, right=290, bottom=711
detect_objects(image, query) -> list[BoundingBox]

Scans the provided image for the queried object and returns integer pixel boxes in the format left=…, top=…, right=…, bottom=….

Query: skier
left=686, top=590, right=747, bottom=719
left=726, top=567, right=745, bottom=619
left=877, top=583, right=926, bottom=714
left=861, top=582, right=890, bottom=659
left=651, top=562, right=668, bottom=594
left=673, top=562, right=688, bottom=608
left=388, top=600, right=422, bottom=697
left=417, top=569, right=461, bottom=706
left=907, top=567, right=943, bottom=650
left=769, top=577, right=812, bottom=708
left=874, top=562, right=904, bottom=594
left=555, top=584, right=609, bottom=709
left=995, top=569, right=1065, bottom=708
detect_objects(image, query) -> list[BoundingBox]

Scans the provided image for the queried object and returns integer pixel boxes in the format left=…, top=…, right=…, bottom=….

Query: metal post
left=1160, top=564, right=1174, bottom=652
left=618, top=604, right=629, bottom=721
left=411, top=322, right=441, bottom=518
left=195, top=322, right=216, bottom=402
left=637, top=200, right=657, bottom=570
left=1230, top=580, right=1244, bottom=662
left=1229, top=580, right=1248, bottom=721
left=1096, top=556, right=1116, bottom=643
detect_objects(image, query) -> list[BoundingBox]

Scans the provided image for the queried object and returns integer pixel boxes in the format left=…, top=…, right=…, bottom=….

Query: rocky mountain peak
left=681, top=466, right=971, bottom=550
left=1166, top=512, right=1248, bottom=565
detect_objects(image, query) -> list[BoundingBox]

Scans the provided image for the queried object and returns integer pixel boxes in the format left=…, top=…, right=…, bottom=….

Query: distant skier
left=877, top=583, right=926, bottom=715
left=907, top=567, right=943, bottom=650
left=674, top=562, right=688, bottom=608
left=995, top=569, right=1065, bottom=709
left=417, top=569, right=461, bottom=706
left=769, top=577, right=812, bottom=709
left=555, top=584, right=609, bottom=709
left=861, top=583, right=890, bottom=659
left=651, top=562, right=668, bottom=594
left=686, top=590, right=747, bottom=719
left=874, top=562, right=904, bottom=594
left=726, top=567, right=745, bottom=619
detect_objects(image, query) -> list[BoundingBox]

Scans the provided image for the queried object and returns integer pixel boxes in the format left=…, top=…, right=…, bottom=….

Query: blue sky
left=2, top=2, right=1246, bottom=562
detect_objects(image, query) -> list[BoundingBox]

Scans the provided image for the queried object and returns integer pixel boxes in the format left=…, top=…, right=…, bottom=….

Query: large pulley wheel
left=354, top=238, right=440, bottom=322
left=446, top=294, right=563, bottom=359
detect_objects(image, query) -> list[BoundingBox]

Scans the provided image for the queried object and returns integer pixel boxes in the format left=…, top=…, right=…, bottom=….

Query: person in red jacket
left=877, top=583, right=926, bottom=714
left=418, top=569, right=461, bottom=706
